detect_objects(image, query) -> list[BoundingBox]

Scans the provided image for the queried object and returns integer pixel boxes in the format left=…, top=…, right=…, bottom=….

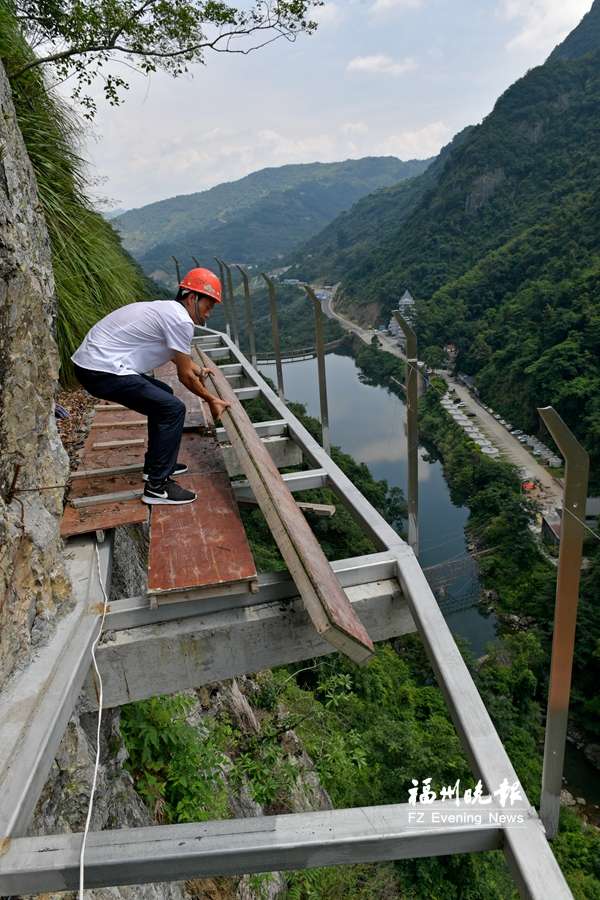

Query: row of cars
left=480, top=405, right=562, bottom=468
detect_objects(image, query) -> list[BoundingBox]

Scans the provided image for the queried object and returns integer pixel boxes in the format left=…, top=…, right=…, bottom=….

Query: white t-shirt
left=72, top=301, right=194, bottom=375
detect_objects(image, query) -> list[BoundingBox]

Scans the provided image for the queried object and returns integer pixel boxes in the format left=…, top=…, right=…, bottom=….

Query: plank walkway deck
left=61, top=363, right=257, bottom=603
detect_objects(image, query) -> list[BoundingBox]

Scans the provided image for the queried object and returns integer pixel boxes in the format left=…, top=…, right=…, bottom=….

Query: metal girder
left=103, top=552, right=400, bottom=631
left=232, top=468, right=327, bottom=501
left=83, top=578, right=411, bottom=709
left=210, top=333, right=404, bottom=552
left=234, top=386, right=261, bottom=401
left=221, top=435, right=303, bottom=477
left=215, top=419, right=287, bottom=442
left=393, top=549, right=572, bottom=898
left=0, top=535, right=111, bottom=839
left=0, top=801, right=508, bottom=894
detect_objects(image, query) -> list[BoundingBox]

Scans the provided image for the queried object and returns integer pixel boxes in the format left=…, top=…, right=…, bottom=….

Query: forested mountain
left=114, top=157, right=431, bottom=287
left=286, top=127, right=474, bottom=288
left=292, top=2, right=600, bottom=481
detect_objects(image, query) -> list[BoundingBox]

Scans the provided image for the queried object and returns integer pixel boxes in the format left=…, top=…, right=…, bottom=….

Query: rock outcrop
left=0, top=59, right=70, bottom=689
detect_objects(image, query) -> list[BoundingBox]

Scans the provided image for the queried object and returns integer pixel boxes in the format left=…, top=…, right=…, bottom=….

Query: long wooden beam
left=197, top=348, right=374, bottom=665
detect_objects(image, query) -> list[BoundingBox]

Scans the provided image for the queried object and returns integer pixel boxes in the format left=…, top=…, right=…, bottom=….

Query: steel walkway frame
left=0, top=328, right=572, bottom=898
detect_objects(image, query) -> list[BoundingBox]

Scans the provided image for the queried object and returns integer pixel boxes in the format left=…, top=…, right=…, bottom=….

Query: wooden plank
left=148, top=471, right=256, bottom=599
left=196, top=348, right=374, bottom=665
left=91, top=419, right=145, bottom=429
left=92, top=438, right=145, bottom=450
left=60, top=498, right=147, bottom=537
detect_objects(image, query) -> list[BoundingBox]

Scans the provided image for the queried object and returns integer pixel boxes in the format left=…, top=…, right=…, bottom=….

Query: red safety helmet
left=180, top=267, right=222, bottom=303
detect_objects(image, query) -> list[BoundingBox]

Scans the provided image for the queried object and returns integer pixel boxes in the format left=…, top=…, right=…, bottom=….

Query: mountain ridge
left=114, top=156, right=432, bottom=286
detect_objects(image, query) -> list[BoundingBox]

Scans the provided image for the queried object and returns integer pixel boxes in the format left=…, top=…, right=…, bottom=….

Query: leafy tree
left=9, top=0, right=322, bottom=114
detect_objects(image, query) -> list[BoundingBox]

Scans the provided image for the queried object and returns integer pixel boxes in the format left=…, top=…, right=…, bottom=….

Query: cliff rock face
left=0, top=59, right=70, bottom=688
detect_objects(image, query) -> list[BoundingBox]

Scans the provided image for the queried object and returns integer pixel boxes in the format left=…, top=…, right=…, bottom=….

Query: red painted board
left=61, top=498, right=147, bottom=537
left=148, top=472, right=256, bottom=596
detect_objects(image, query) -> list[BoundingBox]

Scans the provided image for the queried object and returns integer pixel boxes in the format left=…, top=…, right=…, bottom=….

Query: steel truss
left=0, top=329, right=572, bottom=898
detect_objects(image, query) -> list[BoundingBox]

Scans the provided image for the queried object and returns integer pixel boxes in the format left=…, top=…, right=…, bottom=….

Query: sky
left=77, top=0, right=593, bottom=211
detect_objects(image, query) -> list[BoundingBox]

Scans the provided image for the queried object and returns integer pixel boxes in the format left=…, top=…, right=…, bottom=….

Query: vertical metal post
left=236, top=265, right=257, bottom=368
left=191, top=256, right=201, bottom=268
left=214, top=257, right=232, bottom=339
left=394, top=312, right=419, bottom=557
left=304, top=285, right=331, bottom=455
left=222, top=261, right=240, bottom=348
left=538, top=406, right=589, bottom=839
left=261, top=273, right=285, bottom=402
left=171, top=256, right=181, bottom=284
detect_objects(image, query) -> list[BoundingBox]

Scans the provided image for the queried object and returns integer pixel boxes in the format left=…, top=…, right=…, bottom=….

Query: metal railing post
left=191, top=255, right=201, bottom=268
left=171, top=256, right=181, bottom=284
left=538, top=406, right=589, bottom=838
left=236, top=265, right=257, bottom=367
left=261, top=273, right=285, bottom=401
left=304, top=285, right=331, bottom=455
left=214, top=257, right=232, bottom=340
left=394, top=312, right=419, bottom=557
left=222, top=261, right=240, bottom=348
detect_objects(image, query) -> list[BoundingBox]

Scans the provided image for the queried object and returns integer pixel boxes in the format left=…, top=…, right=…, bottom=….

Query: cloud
left=499, top=0, right=590, bottom=53
left=342, top=121, right=369, bottom=136
left=347, top=54, right=418, bottom=77
left=370, top=0, right=423, bottom=14
left=314, top=3, right=344, bottom=26
left=378, top=121, right=451, bottom=159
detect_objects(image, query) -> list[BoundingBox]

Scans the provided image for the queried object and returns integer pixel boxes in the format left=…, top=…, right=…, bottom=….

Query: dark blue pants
left=74, top=364, right=185, bottom=484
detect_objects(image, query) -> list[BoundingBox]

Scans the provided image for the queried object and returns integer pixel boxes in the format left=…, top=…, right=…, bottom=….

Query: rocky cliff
left=0, top=59, right=70, bottom=688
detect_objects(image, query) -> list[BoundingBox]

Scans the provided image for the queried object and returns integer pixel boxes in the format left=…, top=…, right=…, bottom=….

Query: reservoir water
left=260, top=349, right=498, bottom=657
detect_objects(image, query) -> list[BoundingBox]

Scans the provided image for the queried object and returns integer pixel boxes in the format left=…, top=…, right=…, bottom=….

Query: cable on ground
left=79, top=541, right=109, bottom=899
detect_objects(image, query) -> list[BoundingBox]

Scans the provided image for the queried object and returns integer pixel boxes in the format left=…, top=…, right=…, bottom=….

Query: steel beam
left=215, top=419, right=287, bottom=443
left=232, top=468, right=327, bottom=501
left=213, top=334, right=404, bottom=552
left=236, top=264, right=257, bottom=367
left=261, top=273, right=285, bottom=401
left=220, top=260, right=240, bottom=347
left=394, top=312, right=419, bottom=557
left=538, top=407, right=589, bottom=838
left=84, top=578, right=412, bottom=708
left=393, top=548, right=572, bottom=898
left=0, top=535, right=111, bottom=839
left=234, top=386, right=261, bottom=401
left=304, top=285, right=331, bottom=454
left=0, top=801, right=507, bottom=894
left=221, top=435, right=303, bottom=477
left=104, top=552, right=400, bottom=631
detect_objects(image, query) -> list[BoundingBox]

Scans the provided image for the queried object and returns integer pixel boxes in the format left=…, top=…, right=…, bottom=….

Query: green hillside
left=0, top=3, right=154, bottom=380
left=286, top=127, right=474, bottom=288
left=114, top=157, right=431, bottom=287
left=292, top=2, right=600, bottom=480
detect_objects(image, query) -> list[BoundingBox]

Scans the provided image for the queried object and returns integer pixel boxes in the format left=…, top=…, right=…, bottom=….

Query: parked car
left=511, top=429, right=523, bottom=436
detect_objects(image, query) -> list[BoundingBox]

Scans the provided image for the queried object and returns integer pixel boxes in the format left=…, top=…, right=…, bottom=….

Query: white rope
left=563, top=506, right=600, bottom=544
left=79, top=541, right=109, bottom=899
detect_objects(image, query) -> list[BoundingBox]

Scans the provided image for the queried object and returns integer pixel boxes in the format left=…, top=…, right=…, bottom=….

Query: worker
left=71, top=267, right=230, bottom=506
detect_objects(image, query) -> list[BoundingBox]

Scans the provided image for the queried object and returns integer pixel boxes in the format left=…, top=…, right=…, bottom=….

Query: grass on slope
left=0, top=3, right=145, bottom=380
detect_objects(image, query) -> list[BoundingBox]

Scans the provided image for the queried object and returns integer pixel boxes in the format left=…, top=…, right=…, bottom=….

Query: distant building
left=397, top=289, right=416, bottom=324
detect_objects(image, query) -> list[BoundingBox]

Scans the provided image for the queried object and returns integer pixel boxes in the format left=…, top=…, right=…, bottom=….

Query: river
left=261, top=347, right=600, bottom=817
left=260, top=348, right=498, bottom=657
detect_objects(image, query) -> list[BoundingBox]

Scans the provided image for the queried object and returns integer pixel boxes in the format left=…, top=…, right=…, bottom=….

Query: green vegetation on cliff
left=0, top=3, right=152, bottom=378
left=288, top=5, right=600, bottom=478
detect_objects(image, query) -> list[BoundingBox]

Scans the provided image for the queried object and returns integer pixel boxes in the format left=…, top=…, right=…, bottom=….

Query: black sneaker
left=142, top=478, right=196, bottom=505
left=143, top=462, right=188, bottom=482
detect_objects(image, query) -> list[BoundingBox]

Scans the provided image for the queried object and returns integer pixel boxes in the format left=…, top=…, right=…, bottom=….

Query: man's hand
left=191, top=361, right=215, bottom=381
left=207, top=397, right=231, bottom=422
